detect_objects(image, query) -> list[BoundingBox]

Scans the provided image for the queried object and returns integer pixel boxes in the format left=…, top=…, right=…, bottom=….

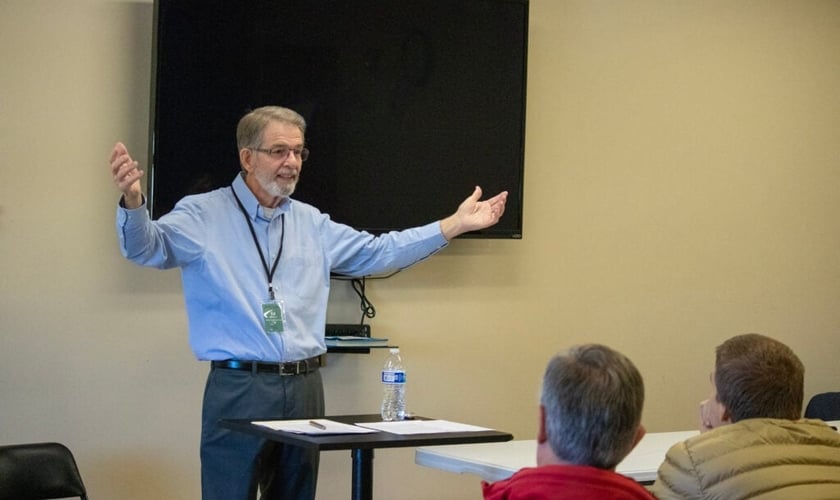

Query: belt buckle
left=278, top=358, right=315, bottom=376
left=279, top=361, right=299, bottom=376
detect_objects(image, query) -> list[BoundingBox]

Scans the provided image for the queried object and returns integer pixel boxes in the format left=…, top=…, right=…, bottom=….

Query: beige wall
left=2, top=0, right=839, bottom=498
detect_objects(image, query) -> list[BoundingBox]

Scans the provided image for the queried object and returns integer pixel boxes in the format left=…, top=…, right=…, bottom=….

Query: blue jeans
left=200, top=366, right=325, bottom=500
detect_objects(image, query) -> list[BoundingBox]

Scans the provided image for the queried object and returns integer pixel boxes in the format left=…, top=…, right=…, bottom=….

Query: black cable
left=330, top=270, right=402, bottom=325
left=351, top=277, right=376, bottom=324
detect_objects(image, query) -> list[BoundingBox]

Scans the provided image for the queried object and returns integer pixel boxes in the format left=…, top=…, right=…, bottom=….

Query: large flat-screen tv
left=149, top=0, right=528, bottom=238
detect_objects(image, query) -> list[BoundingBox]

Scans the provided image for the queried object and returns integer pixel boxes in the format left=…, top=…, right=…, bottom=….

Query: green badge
left=262, top=301, right=285, bottom=334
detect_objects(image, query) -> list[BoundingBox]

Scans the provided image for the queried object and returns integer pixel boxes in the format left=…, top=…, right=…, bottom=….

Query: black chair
left=804, top=391, right=840, bottom=421
left=0, top=442, right=88, bottom=500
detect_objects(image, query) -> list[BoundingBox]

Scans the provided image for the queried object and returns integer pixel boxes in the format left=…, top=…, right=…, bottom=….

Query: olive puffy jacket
left=650, top=418, right=840, bottom=500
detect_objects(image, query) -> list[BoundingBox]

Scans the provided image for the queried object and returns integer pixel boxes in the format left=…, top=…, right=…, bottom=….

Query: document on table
left=252, top=419, right=378, bottom=435
left=356, top=419, right=493, bottom=435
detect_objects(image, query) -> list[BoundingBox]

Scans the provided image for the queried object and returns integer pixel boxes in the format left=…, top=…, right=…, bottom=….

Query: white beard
left=256, top=170, right=297, bottom=199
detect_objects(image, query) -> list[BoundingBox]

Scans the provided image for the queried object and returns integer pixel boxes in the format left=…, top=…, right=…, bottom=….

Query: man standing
left=110, top=106, right=507, bottom=500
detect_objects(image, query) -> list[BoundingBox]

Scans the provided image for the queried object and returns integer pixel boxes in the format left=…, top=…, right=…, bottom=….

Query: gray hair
left=715, top=333, right=804, bottom=421
left=236, top=106, right=307, bottom=150
left=541, top=344, right=644, bottom=469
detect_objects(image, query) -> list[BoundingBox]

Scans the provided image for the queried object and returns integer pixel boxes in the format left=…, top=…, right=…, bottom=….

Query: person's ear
left=537, top=405, right=548, bottom=444
left=631, top=424, right=646, bottom=448
left=240, top=148, right=254, bottom=174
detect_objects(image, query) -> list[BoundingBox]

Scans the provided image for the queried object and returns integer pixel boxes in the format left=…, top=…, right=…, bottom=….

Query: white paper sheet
left=252, top=419, right=378, bottom=435
left=355, top=419, right=492, bottom=435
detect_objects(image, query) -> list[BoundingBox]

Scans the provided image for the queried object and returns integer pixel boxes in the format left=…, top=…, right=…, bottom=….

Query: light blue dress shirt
left=117, top=174, right=447, bottom=362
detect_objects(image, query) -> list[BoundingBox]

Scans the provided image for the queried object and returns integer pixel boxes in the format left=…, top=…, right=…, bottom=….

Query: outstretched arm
left=109, top=142, right=145, bottom=209
left=439, top=186, right=508, bottom=240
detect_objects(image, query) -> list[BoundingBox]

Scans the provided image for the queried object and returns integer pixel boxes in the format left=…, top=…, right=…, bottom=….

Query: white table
left=417, top=420, right=840, bottom=484
left=415, top=430, right=699, bottom=484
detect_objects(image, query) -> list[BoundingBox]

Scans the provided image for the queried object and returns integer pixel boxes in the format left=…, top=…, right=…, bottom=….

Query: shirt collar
left=231, top=173, right=291, bottom=221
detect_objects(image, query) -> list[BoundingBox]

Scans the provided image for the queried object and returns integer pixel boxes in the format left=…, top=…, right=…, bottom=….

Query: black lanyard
left=231, top=186, right=285, bottom=300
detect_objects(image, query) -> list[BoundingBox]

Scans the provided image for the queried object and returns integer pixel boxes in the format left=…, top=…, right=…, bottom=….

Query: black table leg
left=351, top=448, right=374, bottom=500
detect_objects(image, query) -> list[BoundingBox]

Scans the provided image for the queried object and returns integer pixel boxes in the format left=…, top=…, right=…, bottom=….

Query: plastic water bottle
left=380, top=348, right=406, bottom=421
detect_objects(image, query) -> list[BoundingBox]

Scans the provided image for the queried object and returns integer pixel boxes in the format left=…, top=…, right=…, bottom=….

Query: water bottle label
left=381, top=370, right=406, bottom=384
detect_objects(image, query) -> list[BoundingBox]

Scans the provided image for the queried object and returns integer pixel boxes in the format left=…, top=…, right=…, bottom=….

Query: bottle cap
left=390, top=348, right=399, bottom=354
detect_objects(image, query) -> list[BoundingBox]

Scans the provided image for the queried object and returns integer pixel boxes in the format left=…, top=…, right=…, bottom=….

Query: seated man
left=651, top=333, right=840, bottom=499
left=482, top=344, right=654, bottom=499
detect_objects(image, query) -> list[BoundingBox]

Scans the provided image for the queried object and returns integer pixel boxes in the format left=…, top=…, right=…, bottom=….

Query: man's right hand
left=110, top=142, right=144, bottom=209
left=699, top=397, right=729, bottom=432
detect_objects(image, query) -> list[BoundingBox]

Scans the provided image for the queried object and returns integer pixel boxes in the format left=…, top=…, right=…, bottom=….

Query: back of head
left=715, top=333, right=804, bottom=422
left=541, top=344, right=644, bottom=469
left=236, top=106, right=307, bottom=149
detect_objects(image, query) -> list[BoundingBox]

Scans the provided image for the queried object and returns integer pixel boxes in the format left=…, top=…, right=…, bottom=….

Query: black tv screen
left=149, top=0, right=528, bottom=238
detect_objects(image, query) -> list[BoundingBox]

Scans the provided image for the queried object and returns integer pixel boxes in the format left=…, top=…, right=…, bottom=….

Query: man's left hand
left=440, top=186, right=508, bottom=240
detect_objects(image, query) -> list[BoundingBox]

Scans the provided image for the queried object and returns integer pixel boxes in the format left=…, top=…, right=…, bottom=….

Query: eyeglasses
left=252, top=145, right=310, bottom=162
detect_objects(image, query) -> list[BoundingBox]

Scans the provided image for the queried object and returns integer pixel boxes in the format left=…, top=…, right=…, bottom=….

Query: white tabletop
left=415, top=430, right=699, bottom=484
left=417, top=420, right=840, bottom=484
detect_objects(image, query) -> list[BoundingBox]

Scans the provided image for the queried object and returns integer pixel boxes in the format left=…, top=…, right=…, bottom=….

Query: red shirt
left=482, top=465, right=655, bottom=500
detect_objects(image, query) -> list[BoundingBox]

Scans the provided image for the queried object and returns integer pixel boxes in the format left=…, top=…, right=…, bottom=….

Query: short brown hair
left=714, top=333, right=804, bottom=421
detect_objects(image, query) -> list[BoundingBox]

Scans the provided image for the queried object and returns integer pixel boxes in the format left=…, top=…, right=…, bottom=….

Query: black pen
left=309, top=420, right=326, bottom=430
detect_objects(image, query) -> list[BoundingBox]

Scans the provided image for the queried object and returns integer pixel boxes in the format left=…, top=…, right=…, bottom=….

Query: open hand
left=440, top=186, right=508, bottom=240
left=109, top=142, right=144, bottom=208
